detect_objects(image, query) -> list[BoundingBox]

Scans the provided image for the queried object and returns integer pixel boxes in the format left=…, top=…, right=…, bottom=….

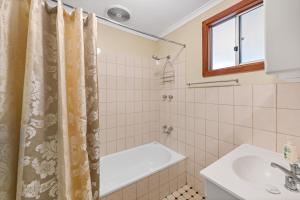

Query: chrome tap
left=162, top=125, right=173, bottom=134
left=162, top=95, right=168, bottom=101
left=165, top=126, right=173, bottom=134
left=291, top=163, right=300, bottom=175
left=162, top=125, right=167, bottom=132
left=168, top=95, right=173, bottom=101
left=271, top=162, right=300, bottom=192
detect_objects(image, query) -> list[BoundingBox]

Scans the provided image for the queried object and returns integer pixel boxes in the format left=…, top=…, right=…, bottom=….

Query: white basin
left=232, top=155, right=277, bottom=185
left=200, top=144, right=300, bottom=200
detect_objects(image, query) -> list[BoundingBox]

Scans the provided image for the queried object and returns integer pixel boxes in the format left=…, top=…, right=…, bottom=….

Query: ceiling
left=61, top=0, right=221, bottom=37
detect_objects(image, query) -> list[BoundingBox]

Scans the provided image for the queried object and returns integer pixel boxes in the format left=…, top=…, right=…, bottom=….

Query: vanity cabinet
left=264, top=0, right=300, bottom=81
left=204, top=180, right=239, bottom=200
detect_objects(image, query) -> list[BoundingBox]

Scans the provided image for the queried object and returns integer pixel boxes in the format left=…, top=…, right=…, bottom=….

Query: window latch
left=234, top=46, right=239, bottom=52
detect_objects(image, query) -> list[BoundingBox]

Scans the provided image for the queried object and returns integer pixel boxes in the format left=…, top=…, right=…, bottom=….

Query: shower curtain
left=0, top=0, right=100, bottom=199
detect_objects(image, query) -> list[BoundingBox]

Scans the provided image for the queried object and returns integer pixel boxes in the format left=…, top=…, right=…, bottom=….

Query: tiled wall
left=101, top=160, right=187, bottom=200
left=98, top=51, right=300, bottom=197
left=98, top=53, right=160, bottom=157
left=158, top=50, right=300, bottom=194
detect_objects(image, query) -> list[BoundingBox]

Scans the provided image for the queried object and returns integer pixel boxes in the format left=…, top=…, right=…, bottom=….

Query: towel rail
left=187, top=79, right=239, bottom=86
left=186, top=79, right=239, bottom=88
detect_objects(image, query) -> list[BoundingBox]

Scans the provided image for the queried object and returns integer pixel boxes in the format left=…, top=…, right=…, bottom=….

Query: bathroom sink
left=232, top=155, right=278, bottom=185
left=200, top=144, right=300, bottom=200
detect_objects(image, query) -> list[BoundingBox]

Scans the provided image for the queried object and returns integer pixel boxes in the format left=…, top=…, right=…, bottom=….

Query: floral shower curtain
left=0, top=0, right=100, bottom=199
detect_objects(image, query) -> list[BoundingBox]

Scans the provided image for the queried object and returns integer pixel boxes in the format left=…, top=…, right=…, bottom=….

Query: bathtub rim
left=100, top=141, right=186, bottom=197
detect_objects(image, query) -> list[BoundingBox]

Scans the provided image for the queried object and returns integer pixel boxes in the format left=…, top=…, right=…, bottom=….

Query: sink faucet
left=271, top=162, right=300, bottom=192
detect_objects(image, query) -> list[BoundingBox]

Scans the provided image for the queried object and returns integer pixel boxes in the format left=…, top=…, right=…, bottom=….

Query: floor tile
left=161, top=185, right=202, bottom=200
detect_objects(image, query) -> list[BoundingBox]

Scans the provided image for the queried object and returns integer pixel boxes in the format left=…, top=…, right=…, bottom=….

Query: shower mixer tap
left=165, top=126, right=173, bottom=134
left=162, top=95, right=168, bottom=101
left=162, top=125, right=173, bottom=134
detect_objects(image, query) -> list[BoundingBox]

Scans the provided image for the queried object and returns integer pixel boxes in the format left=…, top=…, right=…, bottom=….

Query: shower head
left=152, top=55, right=160, bottom=60
left=152, top=55, right=170, bottom=61
left=152, top=55, right=171, bottom=65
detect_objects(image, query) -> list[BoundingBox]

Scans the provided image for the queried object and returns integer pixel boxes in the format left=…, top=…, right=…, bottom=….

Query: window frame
left=202, top=0, right=264, bottom=77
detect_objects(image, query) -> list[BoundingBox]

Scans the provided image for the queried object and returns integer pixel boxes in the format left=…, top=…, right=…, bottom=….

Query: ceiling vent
left=107, top=5, right=131, bottom=22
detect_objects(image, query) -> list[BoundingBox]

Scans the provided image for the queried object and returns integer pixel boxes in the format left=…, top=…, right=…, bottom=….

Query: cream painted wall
left=97, top=23, right=157, bottom=57
left=97, top=0, right=281, bottom=84
left=156, top=0, right=280, bottom=84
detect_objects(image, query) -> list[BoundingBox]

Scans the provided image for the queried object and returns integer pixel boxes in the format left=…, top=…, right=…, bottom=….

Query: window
left=202, top=0, right=264, bottom=77
left=211, top=18, right=236, bottom=70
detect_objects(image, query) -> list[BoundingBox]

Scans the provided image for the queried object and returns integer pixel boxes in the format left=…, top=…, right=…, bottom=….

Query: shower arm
left=48, top=0, right=186, bottom=48
left=152, top=55, right=170, bottom=61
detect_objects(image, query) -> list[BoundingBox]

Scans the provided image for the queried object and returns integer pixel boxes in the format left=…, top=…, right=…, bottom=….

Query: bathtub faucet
left=162, top=125, right=173, bottom=134
left=165, top=126, right=173, bottom=134
left=162, top=125, right=167, bottom=132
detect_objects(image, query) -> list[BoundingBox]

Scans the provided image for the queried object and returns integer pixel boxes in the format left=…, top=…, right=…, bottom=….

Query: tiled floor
left=161, top=185, right=203, bottom=200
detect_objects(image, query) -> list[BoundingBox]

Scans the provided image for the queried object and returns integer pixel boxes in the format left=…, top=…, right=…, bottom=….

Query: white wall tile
left=186, top=102, right=195, bottom=117
left=219, top=123, right=234, bottom=143
left=100, top=54, right=162, bottom=155
left=278, top=109, right=300, bottom=137
left=253, top=129, right=276, bottom=151
left=195, top=148, right=205, bottom=166
left=177, top=89, right=186, bottom=102
left=123, top=183, right=136, bottom=200
left=186, top=131, right=195, bottom=146
left=277, top=83, right=300, bottom=109
left=234, top=126, right=252, bottom=145
left=234, top=106, right=252, bottom=127
left=206, top=136, right=219, bottom=156
left=107, top=141, right=117, bottom=154
left=253, top=84, right=276, bottom=108
left=219, top=105, right=233, bottom=124
left=277, top=134, right=300, bottom=156
left=177, top=102, right=186, bottom=115
left=205, top=88, right=219, bottom=104
left=195, top=88, right=205, bottom=103
left=186, top=117, right=195, bottom=131
left=219, top=87, right=234, bottom=105
left=195, top=134, right=205, bottom=150
left=186, top=89, right=195, bottom=102
left=234, top=85, right=252, bottom=106
left=195, top=118, right=205, bottom=134
left=205, top=104, right=219, bottom=121
left=219, top=141, right=234, bottom=157
left=205, top=120, right=218, bottom=139
left=253, top=107, right=276, bottom=132
left=186, top=145, right=195, bottom=161
left=105, top=190, right=122, bottom=200
left=205, top=152, right=218, bottom=166
left=195, top=103, right=205, bottom=119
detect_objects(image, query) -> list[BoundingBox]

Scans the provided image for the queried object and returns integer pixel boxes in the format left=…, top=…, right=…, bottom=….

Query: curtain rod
left=49, top=0, right=186, bottom=48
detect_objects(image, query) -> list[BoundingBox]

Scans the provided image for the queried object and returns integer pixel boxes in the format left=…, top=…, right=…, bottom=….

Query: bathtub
left=100, top=142, right=186, bottom=198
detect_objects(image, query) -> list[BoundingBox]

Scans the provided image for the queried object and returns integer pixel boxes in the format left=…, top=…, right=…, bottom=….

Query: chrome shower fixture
left=152, top=55, right=171, bottom=65
left=162, top=125, right=173, bottom=134
left=162, top=95, right=168, bottom=101
left=152, top=55, right=171, bottom=61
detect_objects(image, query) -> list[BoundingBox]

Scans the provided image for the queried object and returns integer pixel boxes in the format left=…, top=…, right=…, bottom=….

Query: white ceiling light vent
left=106, top=5, right=131, bottom=23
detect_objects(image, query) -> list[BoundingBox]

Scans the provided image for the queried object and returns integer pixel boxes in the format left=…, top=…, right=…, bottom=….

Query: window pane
left=240, top=6, right=264, bottom=63
left=211, top=18, right=236, bottom=70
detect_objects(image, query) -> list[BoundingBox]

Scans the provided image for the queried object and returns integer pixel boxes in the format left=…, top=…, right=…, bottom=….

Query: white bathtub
left=100, top=142, right=185, bottom=197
